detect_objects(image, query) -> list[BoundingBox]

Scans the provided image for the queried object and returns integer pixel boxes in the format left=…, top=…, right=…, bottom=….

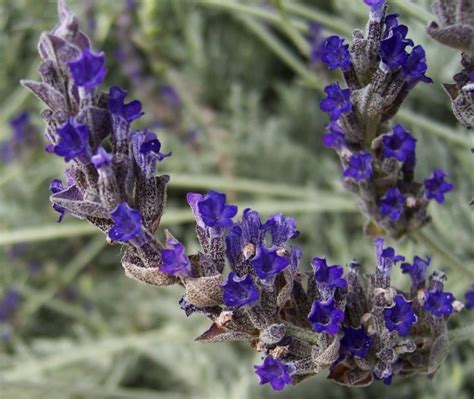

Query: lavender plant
left=20, top=0, right=473, bottom=393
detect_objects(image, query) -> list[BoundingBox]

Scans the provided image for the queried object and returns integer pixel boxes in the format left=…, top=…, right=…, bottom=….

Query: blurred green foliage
left=0, top=0, right=472, bottom=398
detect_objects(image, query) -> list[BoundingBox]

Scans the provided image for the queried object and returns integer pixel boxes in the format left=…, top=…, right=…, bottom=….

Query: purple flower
left=222, top=272, right=259, bottom=308
left=401, top=256, right=430, bottom=289
left=403, top=45, right=432, bottom=85
left=160, top=235, right=192, bottom=278
left=68, top=48, right=106, bottom=90
left=240, top=208, right=264, bottom=245
left=187, top=192, right=205, bottom=229
left=374, top=237, right=405, bottom=278
left=131, top=130, right=171, bottom=178
left=383, top=294, right=417, bottom=336
left=108, top=86, right=143, bottom=123
left=289, top=245, right=303, bottom=272
left=108, top=202, right=145, bottom=244
left=225, top=225, right=243, bottom=268
left=320, top=36, right=351, bottom=71
left=364, top=0, right=385, bottom=10
left=423, top=289, right=454, bottom=317
left=197, top=191, right=238, bottom=229
left=263, top=213, right=299, bottom=247
left=423, top=169, right=454, bottom=204
left=251, top=245, right=290, bottom=280
left=380, top=21, right=413, bottom=70
left=0, top=289, right=21, bottom=322
left=49, top=179, right=67, bottom=222
left=91, top=146, right=112, bottom=170
left=308, top=298, right=345, bottom=334
left=343, top=152, right=373, bottom=181
left=464, top=285, right=474, bottom=309
left=311, top=257, right=347, bottom=289
left=382, top=124, right=416, bottom=162
left=379, top=187, right=405, bottom=220
left=320, top=83, right=352, bottom=121
left=254, top=356, right=293, bottom=391
left=340, top=326, right=372, bottom=358
left=322, top=122, right=346, bottom=149
left=364, top=0, right=385, bottom=21
left=53, top=118, right=91, bottom=162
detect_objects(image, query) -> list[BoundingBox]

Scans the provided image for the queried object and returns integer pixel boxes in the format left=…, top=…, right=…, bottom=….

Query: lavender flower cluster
left=315, top=0, right=455, bottom=238
left=22, top=0, right=472, bottom=392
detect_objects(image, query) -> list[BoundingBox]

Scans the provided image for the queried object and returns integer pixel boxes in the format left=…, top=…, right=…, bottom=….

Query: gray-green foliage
left=0, top=0, right=472, bottom=398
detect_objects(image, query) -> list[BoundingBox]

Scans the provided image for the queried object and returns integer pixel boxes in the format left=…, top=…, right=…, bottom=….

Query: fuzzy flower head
left=340, top=326, right=373, bottom=359
left=322, top=122, right=346, bottom=149
left=263, top=213, right=299, bottom=247
left=108, top=86, right=143, bottom=123
left=423, top=169, right=454, bottom=204
left=464, top=285, right=474, bottom=309
left=320, top=82, right=352, bottom=121
left=68, top=48, right=106, bottom=90
left=343, top=152, right=373, bottom=182
left=311, top=257, right=347, bottom=289
left=383, top=294, right=417, bottom=336
left=379, top=187, right=405, bottom=221
left=160, top=235, right=192, bottom=278
left=374, top=237, right=405, bottom=278
left=401, top=256, right=430, bottom=289
left=423, top=289, right=454, bottom=317
left=382, top=124, right=416, bottom=162
left=308, top=298, right=345, bottom=334
left=108, top=202, right=144, bottom=244
left=251, top=245, right=289, bottom=281
left=53, top=118, right=91, bottom=162
left=254, top=356, right=293, bottom=391
left=49, top=179, right=67, bottom=222
left=197, top=191, right=238, bottom=229
left=320, top=36, right=351, bottom=71
left=131, top=130, right=171, bottom=178
left=222, top=272, right=259, bottom=308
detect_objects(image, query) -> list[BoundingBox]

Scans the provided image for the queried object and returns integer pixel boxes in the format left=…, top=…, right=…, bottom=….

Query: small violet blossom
left=322, top=122, right=346, bottom=149
left=382, top=124, right=416, bottom=162
left=379, top=187, right=405, bottom=221
left=53, top=118, right=91, bottom=163
left=68, top=48, right=106, bottom=90
left=108, top=86, right=143, bottom=122
left=308, top=298, right=345, bottom=334
left=401, top=256, right=430, bottom=289
left=108, top=202, right=146, bottom=245
left=49, top=179, right=67, bottom=222
left=383, top=294, right=417, bottom=336
left=197, top=191, right=238, bottom=229
left=312, top=257, right=347, bottom=289
left=222, top=272, right=259, bottom=308
left=160, top=235, right=192, bottom=278
left=340, top=326, right=373, bottom=359
left=320, top=36, right=351, bottom=71
left=423, top=170, right=454, bottom=204
left=263, top=213, right=299, bottom=247
left=254, top=356, right=293, bottom=391
left=423, top=289, right=454, bottom=317
left=251, top=245, right=289, bottom=280
left=343, top=152, right=373, bottom=181
left=320, top=82, right=352, bottom=121
left=374, top=237, right=405, bottom=278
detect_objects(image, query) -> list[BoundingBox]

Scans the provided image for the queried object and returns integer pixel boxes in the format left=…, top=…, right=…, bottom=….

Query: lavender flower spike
left=68, top=48, right=106, bottom=90
left=254, top=356, right=293, bottom=391
left=222, top=272, right=259, bottom=308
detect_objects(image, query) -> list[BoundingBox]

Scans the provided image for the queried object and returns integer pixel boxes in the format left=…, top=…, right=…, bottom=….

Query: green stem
left=412, top=230, right=474, bottom=280
left=449, top=322, right=474, bottom=344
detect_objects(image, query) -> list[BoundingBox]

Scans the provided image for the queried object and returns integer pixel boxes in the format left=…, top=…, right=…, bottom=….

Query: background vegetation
left=0, top=0, right=472, bottom=398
